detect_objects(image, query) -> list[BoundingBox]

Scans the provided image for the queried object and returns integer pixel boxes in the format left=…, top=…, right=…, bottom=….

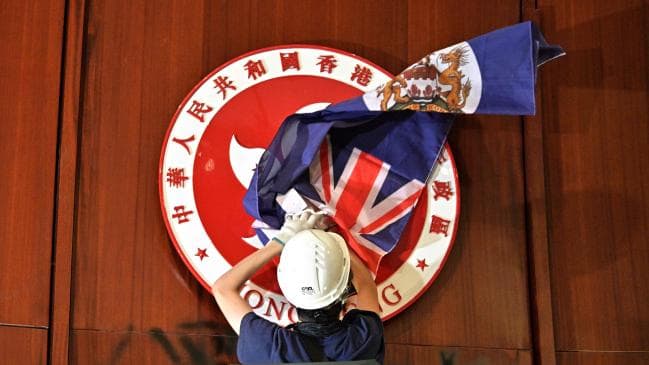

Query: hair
left=296, top=300, right=343, bottom=324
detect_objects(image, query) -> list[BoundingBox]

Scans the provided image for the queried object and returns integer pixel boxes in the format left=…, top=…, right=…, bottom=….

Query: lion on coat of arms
left=379, top=46, right=473, bottom=113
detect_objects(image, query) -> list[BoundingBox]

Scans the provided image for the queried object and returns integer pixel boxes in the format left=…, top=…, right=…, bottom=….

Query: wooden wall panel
left=384, top=0, right=531, bottom=350
left=556, top=352, right=649, bottom=365
left=0, top=0, right=64, bottom=326
left=49, top=0, right=87, bottom=363
left=201, top=1, right=409, bottom=83
left=521, top=4, right=558, bottom=364
left=0, top=326, right=48, bottom=364
left=537, top=0, right=649, bottom=352
left=385, top=344, right=532, bottom=365
left=73, top=0, right=227, bottom=334
left=71, top=330, right=237, bottom=365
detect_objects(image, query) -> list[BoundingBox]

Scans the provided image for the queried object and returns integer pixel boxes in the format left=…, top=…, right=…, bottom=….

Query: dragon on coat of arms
left=379, top=46, right=473, bottom=113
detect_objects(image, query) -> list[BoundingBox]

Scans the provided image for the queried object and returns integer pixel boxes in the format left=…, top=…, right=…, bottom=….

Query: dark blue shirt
left=237, top=309, right=385, bottom=364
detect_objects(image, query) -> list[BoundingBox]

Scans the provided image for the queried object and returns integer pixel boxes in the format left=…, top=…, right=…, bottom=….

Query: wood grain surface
left=70, top=329, right=238, bottom=365
left=556, top=351, right=649, bottom=365
left=72, top=0, right=227, bottom=334
left=0, top=0, right=64, bottom=326
left=521, top=3, right=558, bottom=364
left=49, top=0, right=87, bottom=363
left=0, top=326, right=48, bottom=364
left=385, top=344, right=533, bottom=365
left=537, top=0, right=649, bottom=352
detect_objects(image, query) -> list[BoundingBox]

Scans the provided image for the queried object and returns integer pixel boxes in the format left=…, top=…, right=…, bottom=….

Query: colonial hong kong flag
left=243, top=22, right=564, bottom=272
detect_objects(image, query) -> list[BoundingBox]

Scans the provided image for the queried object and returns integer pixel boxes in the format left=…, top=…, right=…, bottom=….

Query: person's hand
left=273, top=209, right=327, bottom=245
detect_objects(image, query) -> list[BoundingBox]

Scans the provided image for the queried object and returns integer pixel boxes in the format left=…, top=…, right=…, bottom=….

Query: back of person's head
left=277, top=229, right=351, bottom=311
left=296, top=300, right=344, bottom=324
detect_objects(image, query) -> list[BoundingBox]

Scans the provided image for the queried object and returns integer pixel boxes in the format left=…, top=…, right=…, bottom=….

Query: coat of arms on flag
left=375, top=43, right=482, bottom=113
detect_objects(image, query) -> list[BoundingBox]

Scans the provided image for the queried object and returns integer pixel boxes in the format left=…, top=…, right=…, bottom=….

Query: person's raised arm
left=211, top=241, right=282, bottom=334
left=211, top=210, right=324, bottom=334
left=348, top=249, right=381, bottom=315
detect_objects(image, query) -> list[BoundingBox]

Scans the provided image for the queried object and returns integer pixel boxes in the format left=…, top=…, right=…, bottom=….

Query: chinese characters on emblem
left=433, top=180, right=453, bottom=201
left=244, top=59, right=267, bottom=80
left=172, top=135, right=196, bottom=155
left=280, top=52, right=300, bottom=71
left=430, top=215, right=451, bottom=236
left=317, top=55, right=338, bottom=74
left=350, top=64, right=373, bottom=86
left=166, top=168, right=189, bottom=188
left=186, top=100, right=214, bottom=123
left=172, top=205, right=194, bottom=224
left=213, top=75, right=236, bottom=99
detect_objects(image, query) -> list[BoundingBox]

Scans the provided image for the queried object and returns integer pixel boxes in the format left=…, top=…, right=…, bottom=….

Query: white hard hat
left=277, top=229, right=351, bottom=310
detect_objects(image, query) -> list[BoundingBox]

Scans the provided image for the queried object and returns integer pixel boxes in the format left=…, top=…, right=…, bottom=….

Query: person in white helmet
left=212, top=209, right=384, bottom=364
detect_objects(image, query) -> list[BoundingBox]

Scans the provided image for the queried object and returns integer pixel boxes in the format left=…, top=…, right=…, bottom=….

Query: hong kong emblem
left=159, top=45, right=459, bottom=326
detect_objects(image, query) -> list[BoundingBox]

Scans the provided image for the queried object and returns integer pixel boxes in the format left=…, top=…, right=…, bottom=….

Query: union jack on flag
left=308, top=137, right=425, bottom=272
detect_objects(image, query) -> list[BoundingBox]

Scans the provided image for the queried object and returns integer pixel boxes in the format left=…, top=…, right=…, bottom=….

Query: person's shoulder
left=239, top=314, right=321, bottom=364
left=323, top=309, right=384, bottom=363
left=239, top=312, right=306, bottom=342
left=239, top=312, right=282, bottom=335
left=237, top=313, right=300, bottom=364
left=237, top=313, right=279, bottom=352
left=341, top=309, right=384, bottom=340
left=343, top=309, right=382, bottom=324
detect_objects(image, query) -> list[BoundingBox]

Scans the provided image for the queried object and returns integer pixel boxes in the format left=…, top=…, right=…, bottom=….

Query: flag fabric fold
left=243, top=21, right=563, bottom=272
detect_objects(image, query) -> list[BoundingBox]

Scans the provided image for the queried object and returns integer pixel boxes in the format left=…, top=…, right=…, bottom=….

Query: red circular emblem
left=159, top=45, right=460, bottom=325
